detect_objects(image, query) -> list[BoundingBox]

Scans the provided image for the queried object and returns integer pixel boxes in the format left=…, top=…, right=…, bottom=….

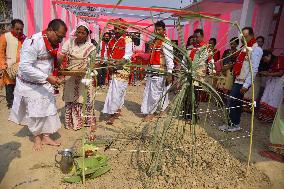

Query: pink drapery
left=214, top=13, right=231, bottom=73
left=252, top=4, right=259, bottom=29
left=193, top=20, right=199, bottom=31
left=217, top=13, right=231, bottom=55
left=25, top=0, right=238, bottom=53
left=166, top=28, right=171, bottom=38
left=78, top=15, right=154, bottom=27
left=43, top=0, right=51, bottom=29
left=65, top=10, right=70, bottom=39
left=203, top=21, right=212, bottom=42
left=55, top=4, right=62, bottom=21
left=26, top=0, right=35, bottom=37
left=184, top=23, right=190, bottom=45
left=71, top=14, right=76, bottom=31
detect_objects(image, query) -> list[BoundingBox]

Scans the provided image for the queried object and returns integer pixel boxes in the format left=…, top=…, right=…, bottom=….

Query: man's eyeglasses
left=53, top=30, right=65, bottom=40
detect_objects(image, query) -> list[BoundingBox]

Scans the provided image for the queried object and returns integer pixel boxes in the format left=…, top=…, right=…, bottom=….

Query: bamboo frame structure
left=52, top=0, right=256, bottom=185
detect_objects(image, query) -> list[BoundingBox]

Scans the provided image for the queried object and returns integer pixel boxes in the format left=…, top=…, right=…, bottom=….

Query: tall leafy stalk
left=72, top=0, right=255, bottom=184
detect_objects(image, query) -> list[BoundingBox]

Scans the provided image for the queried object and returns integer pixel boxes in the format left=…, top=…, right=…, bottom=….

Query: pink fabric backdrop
left=43, top=0, right=51, bottom=29
left=22, top=0, right=253, bottom=54
left=217, top=13, right=231, bottom=55
left=26, top=0, right=35, bottom=37
left=65, top=10, right=70, bottom=39
left=203, top=20, right=212, bottom=42
left=193, top=20, right=199, bottom=31
left=184, top=23, right=190, bottom=45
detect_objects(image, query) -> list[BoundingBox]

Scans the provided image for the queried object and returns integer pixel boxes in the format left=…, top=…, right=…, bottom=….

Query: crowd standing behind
left=0, top=19, right=283, bottom=155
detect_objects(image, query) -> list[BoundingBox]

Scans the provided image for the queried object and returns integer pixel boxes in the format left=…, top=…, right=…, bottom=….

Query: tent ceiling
left=56, top=0, right=202, bottom=25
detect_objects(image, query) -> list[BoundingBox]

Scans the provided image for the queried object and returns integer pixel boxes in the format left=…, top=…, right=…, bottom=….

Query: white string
left=103, top=132, right=251, bottom=153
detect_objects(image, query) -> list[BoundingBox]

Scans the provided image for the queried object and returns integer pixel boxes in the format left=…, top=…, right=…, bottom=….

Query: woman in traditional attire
left=58, top=22, right=96, bottom=131
left=243, top=50, right=273, bottom=112
left=258, top=53, right=284, bottom=123
left=217, top=37, right=239, bottom=96
left=259, top=99, right=284, bottom=162
left=248, top=50, right=273, bottom=107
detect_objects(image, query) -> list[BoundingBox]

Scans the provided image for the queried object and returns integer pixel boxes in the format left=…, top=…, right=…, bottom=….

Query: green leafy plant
left=63, top=148, right=111, bottom=183
left=56, top=0, right=256, bottom=185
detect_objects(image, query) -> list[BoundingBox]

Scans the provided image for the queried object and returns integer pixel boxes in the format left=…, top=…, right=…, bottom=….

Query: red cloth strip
left=11, top=31, right=26, bottom=44
left=77, top=16, right=153, bottom=27
left=42, top=30, right=59, bottom=76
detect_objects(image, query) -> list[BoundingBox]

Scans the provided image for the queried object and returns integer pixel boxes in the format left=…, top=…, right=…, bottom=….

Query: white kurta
left=102, top=79, right=128, bottom=114
left=102, top=37, right=133, bottom=115
left=141, top=40, right=174, bottom=114
left=9, top=32, right=61, bottom=136
left=141, top=76, right=170, bottom=114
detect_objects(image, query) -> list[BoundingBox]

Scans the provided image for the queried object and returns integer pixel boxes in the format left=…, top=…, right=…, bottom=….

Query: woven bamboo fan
left=6, top=63, right=19, bottom=80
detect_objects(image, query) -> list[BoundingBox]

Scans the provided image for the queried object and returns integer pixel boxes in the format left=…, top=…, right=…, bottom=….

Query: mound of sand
left=0, top=86, right=283, bottom=189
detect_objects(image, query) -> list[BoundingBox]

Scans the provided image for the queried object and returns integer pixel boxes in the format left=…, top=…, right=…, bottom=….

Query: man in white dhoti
left=9, top=19, right=67, bottom=151
left=102, top=18, right=133, bottom=125
left=141, top=20, right=174, bottom=121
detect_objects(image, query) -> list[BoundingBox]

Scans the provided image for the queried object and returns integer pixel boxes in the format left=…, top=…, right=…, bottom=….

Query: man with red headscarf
left=0, top=19, right=26, bottom=109
left=102, top=18, right=133, bottom=125
left=141, top=20, right=174, bottom=121
left=9, top=19, right=67, bottom=151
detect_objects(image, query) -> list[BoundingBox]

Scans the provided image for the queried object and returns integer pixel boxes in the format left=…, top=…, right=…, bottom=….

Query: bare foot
left=157, top=111, right=167, bottom=118
left=42, top=135, right=61, bottom=146
left=114, top=113, right=121, bottom=119
left=106, top=115, right=115, bottom=125
left=33, top=135, right=43, bottom=151
left=112, top=109, right=122, bottom=119
left=142, top=114, right=155, bottom=122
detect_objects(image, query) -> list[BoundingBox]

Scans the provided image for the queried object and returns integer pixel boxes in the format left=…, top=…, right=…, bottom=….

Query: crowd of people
left=0, top=18, right=283, bottom=155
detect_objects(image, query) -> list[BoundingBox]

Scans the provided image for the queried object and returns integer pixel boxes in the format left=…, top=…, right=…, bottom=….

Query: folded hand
left=47, top=75, right=63, bottom=86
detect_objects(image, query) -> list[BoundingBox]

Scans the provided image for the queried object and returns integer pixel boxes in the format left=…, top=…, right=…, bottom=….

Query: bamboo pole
left=235, top=23, right=255, bottom=175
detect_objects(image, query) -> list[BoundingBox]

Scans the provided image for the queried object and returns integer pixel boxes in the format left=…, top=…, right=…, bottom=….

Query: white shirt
left=235, top=43, right=263, bottom=89
left=123, top=37, right=133, bottom=60
left=15, top=32, right=54, bottom=98
left=99, top=41, right=108, bottom=60
left=163, top=41, right=174, bottom=73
